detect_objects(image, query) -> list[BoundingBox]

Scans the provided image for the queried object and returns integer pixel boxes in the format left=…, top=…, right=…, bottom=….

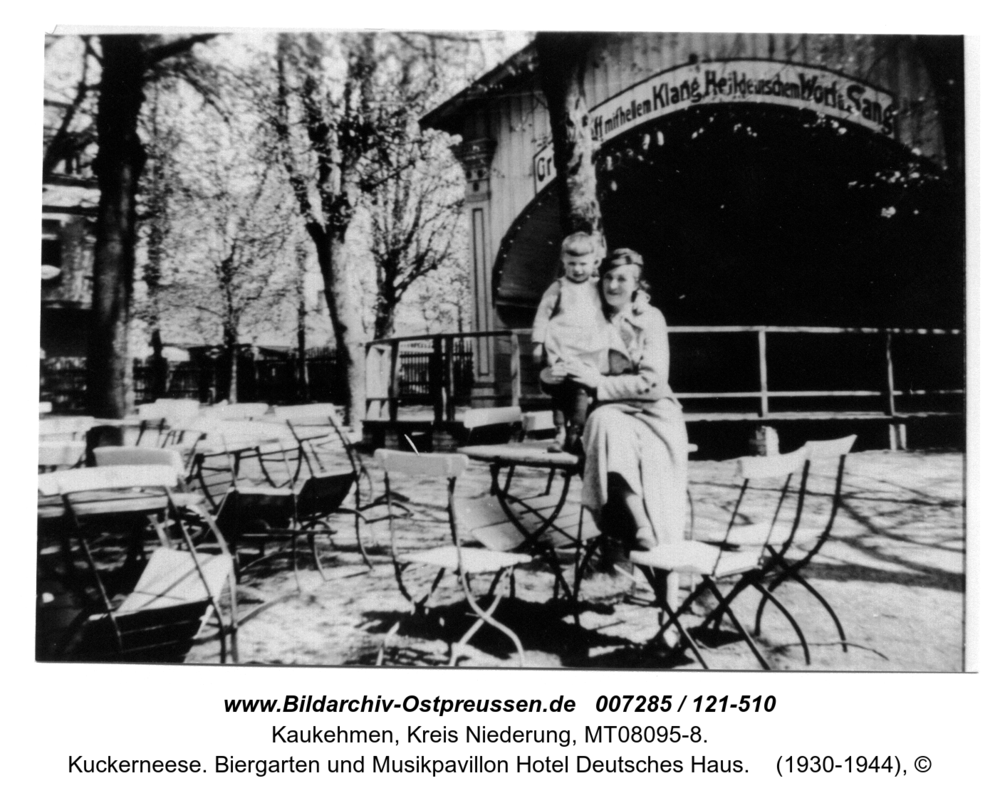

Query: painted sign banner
left=533, top=59, right=897, bottom=193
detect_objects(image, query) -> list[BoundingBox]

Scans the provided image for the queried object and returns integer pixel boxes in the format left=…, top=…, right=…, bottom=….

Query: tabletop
left=37, top=489, right=203, bottom=521
left=457, top=440, right=581, bottom=471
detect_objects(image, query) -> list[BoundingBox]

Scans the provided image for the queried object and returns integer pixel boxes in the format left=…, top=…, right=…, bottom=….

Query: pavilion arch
left=492, top=100, right=962, bottom=333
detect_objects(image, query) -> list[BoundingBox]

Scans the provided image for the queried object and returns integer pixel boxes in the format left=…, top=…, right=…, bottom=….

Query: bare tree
left=152, top=116, right=297, bottom=402
left=263, top=31, right=496, bottom=426
left=367, top=130, right=465, bottom=339
left=264, top=33, right=379, bottom=428
left=415, top=255, right=471, bottom=334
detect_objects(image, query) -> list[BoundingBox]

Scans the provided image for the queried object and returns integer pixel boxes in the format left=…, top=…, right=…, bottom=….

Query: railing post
left=364, top=344, right=384, bottom=420
left=884, top=329, right=897, bottom=416
left=885, top=329, right=901, bottom=450
left=757, top=329, right=769, bottom=417
left=388, top=340, right=400, bottom=423
left=444, top=336, right=455, bottom=422
left=509, top=331, right=521, bottom=408
left=430, top=336, right=444, bottom=425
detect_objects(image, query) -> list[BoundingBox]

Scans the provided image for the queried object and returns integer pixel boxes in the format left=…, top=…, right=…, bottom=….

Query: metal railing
left=366, top=332, right=494, bottom=423
left=365, top=326, right=964, bottom=425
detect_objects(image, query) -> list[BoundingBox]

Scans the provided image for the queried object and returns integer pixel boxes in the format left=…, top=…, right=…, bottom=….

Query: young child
left=532, top=232, right=623, bottom=453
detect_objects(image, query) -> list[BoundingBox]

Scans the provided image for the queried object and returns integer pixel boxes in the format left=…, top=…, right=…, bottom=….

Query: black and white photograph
left=35, top=27, right=968, bottom=672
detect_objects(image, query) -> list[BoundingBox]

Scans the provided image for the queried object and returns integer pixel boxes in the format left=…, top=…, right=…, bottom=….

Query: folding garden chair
left=93, top=447, right=206, bottom=542
left=186, top=417, right=375, bottom=586
left=750, top=435, right=857, bottom=656
left=39, top=415, right=95, bottom=443
left=93, top=446, right=187, bottom=477
left=200, top=402, right=269, bottom=421
left=272, top=403, right=404, bottom=562
left=192, top=419, right=301, bottom=486
left=210, top=470, right=366, bottom=589
left=36, top=465, right=238, bottom=663
left=135, top=399, right=201, bottom=446
left=38, top=440, right=86, bottom=472
left=374, top=450, right=532, bottom=667
left=184, top=419, right=304, bottom=512
left=629, top=447, right=810, bottom=670
left=270, top=404, right=360, bottom=484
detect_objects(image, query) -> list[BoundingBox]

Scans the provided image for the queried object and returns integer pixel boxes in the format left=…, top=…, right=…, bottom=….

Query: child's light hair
left=560, top=231, right=598, bottom=257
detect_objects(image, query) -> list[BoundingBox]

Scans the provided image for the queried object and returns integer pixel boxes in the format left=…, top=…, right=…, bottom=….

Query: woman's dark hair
left=599, top=248, right=652, bottom=319
left=600, top=248, right=644, bottom=273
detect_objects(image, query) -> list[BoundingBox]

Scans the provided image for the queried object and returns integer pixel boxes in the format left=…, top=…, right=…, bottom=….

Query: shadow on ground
left=356, top=597, right=633, bottom=667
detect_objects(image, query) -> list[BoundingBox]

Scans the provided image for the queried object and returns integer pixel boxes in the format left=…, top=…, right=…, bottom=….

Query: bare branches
left=365, top=116, right=465, bottom=337
left=43, top=36, right=99, bottom=179
left=135, top=72, right=298, bottom=360
left=145, top=34, right=217, bottom=65
left=272, top=38, right=325, bottom=239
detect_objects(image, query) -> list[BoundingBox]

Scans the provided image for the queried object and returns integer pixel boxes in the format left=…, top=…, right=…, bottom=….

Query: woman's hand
left=564, top=360, right=600, bottom=389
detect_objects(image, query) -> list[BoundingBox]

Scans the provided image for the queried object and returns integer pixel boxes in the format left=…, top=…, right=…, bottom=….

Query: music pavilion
left=421, top=33, right=964, bottom=447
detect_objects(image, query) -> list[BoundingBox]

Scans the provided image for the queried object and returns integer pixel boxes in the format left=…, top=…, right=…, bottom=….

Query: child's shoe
left=563, top=425, right=583, bottom=455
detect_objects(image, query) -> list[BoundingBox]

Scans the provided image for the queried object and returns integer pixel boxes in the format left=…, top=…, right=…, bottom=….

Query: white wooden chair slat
left=735, top=446, right=807, bottom=480
left=272, top=403, right=340, bottom=423
left=462, top=406, right=522, bottom=430
left=93, top=447, right=186, bottom=476
left=804, top=435, right=858, bottom=460
left=38, top=464, right=180, bottom=496
left=38, top=441, right=86, bottom=469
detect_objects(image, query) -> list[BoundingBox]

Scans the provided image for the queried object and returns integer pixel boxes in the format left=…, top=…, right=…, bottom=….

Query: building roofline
left=420, top=41, right=537, bottom=135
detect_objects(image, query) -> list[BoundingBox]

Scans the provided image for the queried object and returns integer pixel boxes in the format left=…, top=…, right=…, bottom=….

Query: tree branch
left=145, top=33, right=218, bottom=65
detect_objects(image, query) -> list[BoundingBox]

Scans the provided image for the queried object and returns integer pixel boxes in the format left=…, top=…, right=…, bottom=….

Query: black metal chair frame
left=631, top=447, right=811, bottom=670
left=697, top=436, right=855, bottom=664
left=750, top=436, right=856, bottom=655
left=188, top=440, right=369, bottom=591
left=280, top=415, right=412, bottom=568
left=374, top=450, right=530, bottom=667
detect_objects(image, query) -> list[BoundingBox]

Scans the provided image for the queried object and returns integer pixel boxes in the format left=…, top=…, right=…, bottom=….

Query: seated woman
left=562, top=248, right=689, bottom=608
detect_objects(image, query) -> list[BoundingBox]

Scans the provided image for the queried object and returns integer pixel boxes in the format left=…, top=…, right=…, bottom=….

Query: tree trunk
left=295, top=246, right=309, bottom=400
left=229, top=351, right=239, bottom=404
left=222, top=326, right=239, bottom=404
left=150, top=328, right=167, bottom=399
left=315, top=233, right=367, bottom=429
left=536, top=33, right=604, bottom=241
left=374, top=295, right=396, bottom=340
left=87, top=35, right=147, bottom=419
left=297, top=296, right=309, bottom=401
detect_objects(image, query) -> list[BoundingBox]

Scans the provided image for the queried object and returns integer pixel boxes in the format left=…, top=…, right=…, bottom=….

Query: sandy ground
left=186, top=448, right=965, bottom=671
